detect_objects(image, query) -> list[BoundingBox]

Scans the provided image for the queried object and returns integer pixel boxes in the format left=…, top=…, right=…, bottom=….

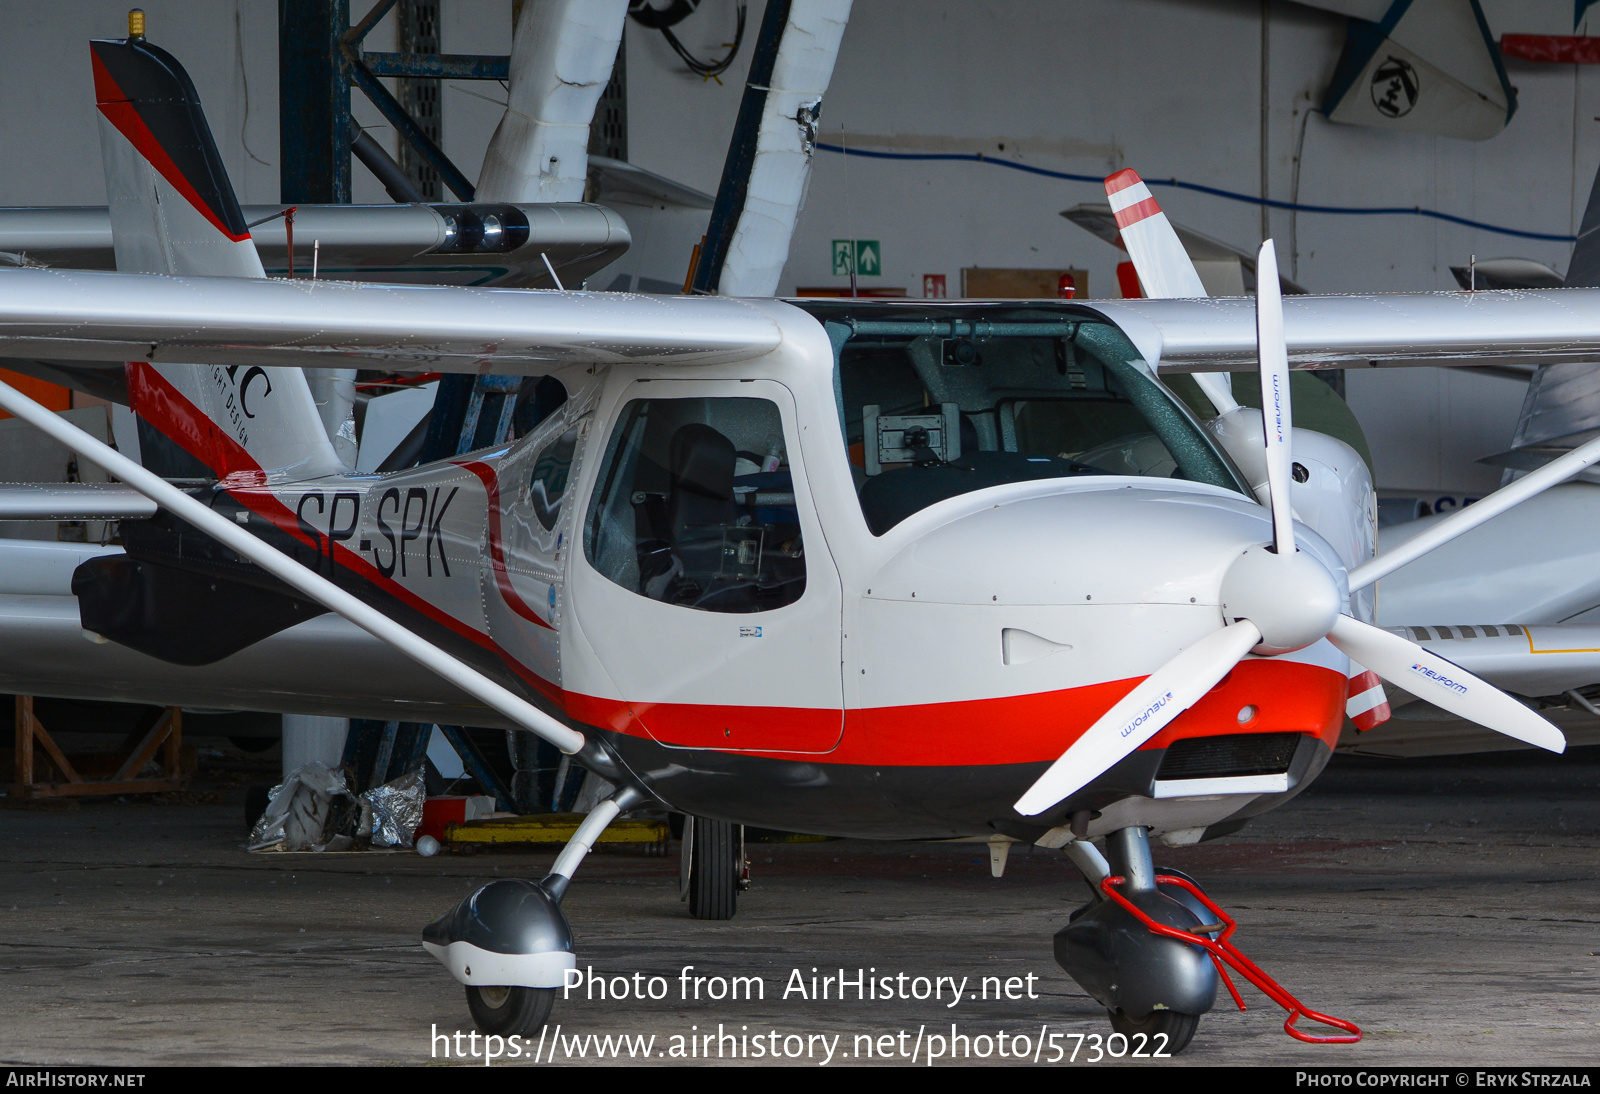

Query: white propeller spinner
left=1014, top=241, right=1569, bottom=819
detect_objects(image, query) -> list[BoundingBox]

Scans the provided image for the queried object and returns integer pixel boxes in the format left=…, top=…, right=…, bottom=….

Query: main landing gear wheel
left=688, top=817, right=739, bottom=920
left=466, top=985, right=555, bottom=1037
left=1108, top=1008, right=1200, bottom=1055
left=426, top=790, right=648, bottom=1041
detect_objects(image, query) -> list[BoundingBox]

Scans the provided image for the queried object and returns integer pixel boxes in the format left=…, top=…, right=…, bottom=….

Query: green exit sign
left=832, top=239, right=881, bottom=276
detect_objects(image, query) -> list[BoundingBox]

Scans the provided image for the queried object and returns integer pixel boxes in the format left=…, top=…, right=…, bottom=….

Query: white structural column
left=305, top=369, right=358, bottom=468
left=718, top=1, right=853, bottom=298
left=281, top=715, right=350, bottom=779
left=476, top=0, right=630, bottom=203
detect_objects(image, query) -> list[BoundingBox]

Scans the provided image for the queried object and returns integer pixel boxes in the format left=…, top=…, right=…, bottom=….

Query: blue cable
left=815, top=142, right=1578, bottom=244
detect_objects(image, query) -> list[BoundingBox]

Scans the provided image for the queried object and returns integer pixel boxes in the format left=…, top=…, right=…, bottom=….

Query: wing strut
left=0, top=374, right=586, bottom=757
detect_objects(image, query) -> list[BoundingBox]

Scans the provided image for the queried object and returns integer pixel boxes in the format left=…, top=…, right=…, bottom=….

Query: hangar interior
left=1, top=0, right=1598, bottom=1068
left=5, top=0, right=1598, bottom=499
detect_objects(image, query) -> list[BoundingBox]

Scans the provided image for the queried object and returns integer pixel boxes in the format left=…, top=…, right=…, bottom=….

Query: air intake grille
left=1157, top=733, right=1302, bottom=781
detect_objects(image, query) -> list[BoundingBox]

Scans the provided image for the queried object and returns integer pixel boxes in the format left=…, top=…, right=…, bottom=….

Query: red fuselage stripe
left=456, top=459, right=555, bottom=630
left=573, top=658, right=1346, bottom=766
left=127, top=370, right=1347, bottom=768
left=126, top=363, right=561, bottom=701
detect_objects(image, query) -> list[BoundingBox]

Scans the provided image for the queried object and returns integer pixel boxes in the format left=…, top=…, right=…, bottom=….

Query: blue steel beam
left=437, top=725, right=515, bottom=813
left=363, top=52, right=510, bottom=79
left=279, top=0, right=352, bottom=203
left=342, top=49, right=477, bottom=200
left=690, top=0, right=792, bottom=295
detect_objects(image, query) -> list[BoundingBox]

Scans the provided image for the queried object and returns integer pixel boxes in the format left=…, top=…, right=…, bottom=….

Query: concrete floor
left=1, top=749, right=1598, bottom=1067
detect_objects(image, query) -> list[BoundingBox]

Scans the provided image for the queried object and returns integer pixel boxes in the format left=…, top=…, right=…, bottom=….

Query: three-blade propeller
left=1013, top=241, right=1572, bottom=819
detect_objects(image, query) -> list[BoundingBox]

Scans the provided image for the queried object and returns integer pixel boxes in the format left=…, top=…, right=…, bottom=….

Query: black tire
left=244, top=785, right=271, bottom=831
left=1108, top=1008, right=1200, bottom=1055
left=688, top=817, right=738, bottom=920
left=466, top=985, right=555, bottom=1037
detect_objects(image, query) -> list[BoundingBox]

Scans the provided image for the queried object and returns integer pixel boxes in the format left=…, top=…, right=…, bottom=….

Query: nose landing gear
left=1057, top=827, right=1216, bottom=1054
left=1056, top=826, right=1361, bottom=1053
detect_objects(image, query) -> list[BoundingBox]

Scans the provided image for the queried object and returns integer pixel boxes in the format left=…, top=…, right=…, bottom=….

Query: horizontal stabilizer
left=0, top=202, right=631, bottom=290
left=0, top=590, right=492, bottom=724
left=1062, top=202, right=1309, bottom=297
left=0, top=482, right=155, bottom=521
left=74, top=553, right=328, bottom=666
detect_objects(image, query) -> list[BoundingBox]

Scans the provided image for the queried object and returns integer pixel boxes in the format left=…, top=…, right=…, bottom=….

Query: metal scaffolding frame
left=277, top=0, right=510, bottom=204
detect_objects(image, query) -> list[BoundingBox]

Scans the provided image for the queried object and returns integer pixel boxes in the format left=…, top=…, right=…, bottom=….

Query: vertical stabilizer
left=1491, top=159, right=1600, bottom=478
left=1105, top=169, right=1207, bottom=299
left=1566, top=163, right=1600, bottom=289
left=91, top=35, right=343, bottom=482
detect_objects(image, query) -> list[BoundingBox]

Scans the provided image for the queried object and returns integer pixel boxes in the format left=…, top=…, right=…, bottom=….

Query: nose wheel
left=1107, top=1007, right=1200, bottom=1055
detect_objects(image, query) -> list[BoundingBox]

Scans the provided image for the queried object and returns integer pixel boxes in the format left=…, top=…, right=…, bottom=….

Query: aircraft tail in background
left=91, top=33, right=344, bottom=482
left=1566, top=164, right=1600, bottom=290
left=1103, top=169, right=1237, bottom=413
left=1104, top=168, right=1208, bottom=300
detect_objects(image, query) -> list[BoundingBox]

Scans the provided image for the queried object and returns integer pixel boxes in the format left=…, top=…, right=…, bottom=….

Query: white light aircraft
left=8, top=34, right=1600, bottom=1054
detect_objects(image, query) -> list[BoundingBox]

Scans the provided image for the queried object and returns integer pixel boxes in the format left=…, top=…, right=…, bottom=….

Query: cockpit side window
left=584, top=397, right=806, bottom=614
left=800, top=303, right=1248, bottom=535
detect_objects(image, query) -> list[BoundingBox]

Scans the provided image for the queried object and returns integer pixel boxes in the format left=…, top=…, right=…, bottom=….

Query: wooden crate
left=9, top=697, right=188, bottom=799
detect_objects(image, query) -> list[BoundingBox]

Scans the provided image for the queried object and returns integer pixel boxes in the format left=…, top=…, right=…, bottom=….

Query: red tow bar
left=1100, top=874, right=1361, bottom=1044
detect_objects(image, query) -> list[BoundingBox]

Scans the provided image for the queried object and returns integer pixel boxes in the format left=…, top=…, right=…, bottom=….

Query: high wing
left=0, top=267, right=781, bottom=373
left=0, top=268, right=1593, bottom=375
left=1090, top=290, right=1600, bottom=371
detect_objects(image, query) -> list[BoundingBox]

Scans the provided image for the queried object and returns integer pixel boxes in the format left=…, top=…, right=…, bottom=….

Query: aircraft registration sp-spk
left=6, top=32, right=1600, bottom=1053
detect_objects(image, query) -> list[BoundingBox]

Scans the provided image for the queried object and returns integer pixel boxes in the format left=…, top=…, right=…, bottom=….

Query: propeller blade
left=1348, top=431, right=1600, bottom=593
left=1014, top=621, right=1263, bottom=816
left=1327, top=615, right=1566, bottom=753
left=1255, top=240, right=1295, bottom=555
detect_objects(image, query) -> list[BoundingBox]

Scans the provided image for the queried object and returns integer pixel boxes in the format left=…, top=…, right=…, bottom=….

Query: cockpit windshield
left=794, top=301, right=1249, bottom=535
